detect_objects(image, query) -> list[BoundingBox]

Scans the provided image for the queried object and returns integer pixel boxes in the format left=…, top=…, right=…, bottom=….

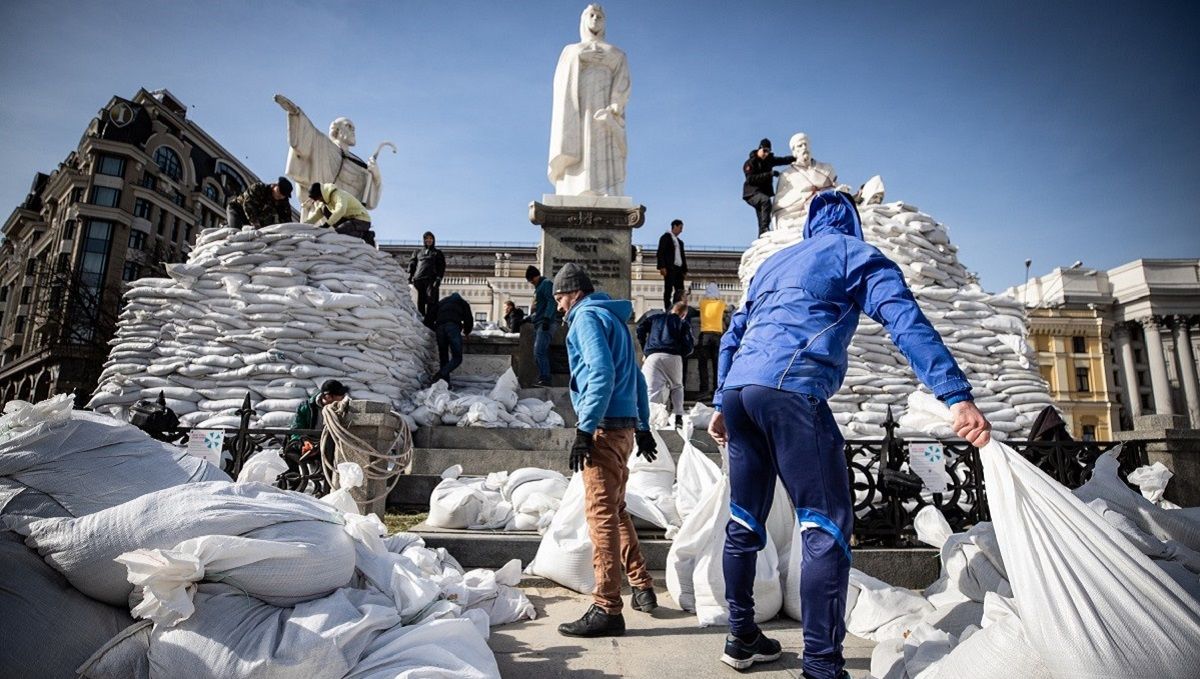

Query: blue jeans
left=533, top=320, right=557, bottom=381
left=435, top=323, right=463, bottom=382
left=722, top=385, right=852, bottom=679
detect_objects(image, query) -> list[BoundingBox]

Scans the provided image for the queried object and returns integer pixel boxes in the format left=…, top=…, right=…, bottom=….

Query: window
left=20, top=287, right=31, bottom=304
left=25, top=259, right=35, bottom=275
left=185, top=225, right=194, bottom=242
left=216, top=161, right=246, bottom=195
left=1075, top=367, right=1090, bottom=392
left=14, top=316, right=25, bottom=334
left=153, top=146, right=183, bottom=180
left=1134, top=348, right=1144, bottom=364
left=57, top=253, right=69, bottom=272
left=1141, top=393, right=1152, bottom=410
left=1072, top=336, right=1086, bottom=353
left=90, top=186, right=121, bottom=208
left=0, top=286, right=7, bottom=302
left=474, top=312, right=488, bottom=322
left=71, top=187, right=85, bottom=202
left=63, top=220, right=76, bottom=240
left=203, top=183, right=220, bottom=202
left=157, top=211, right=166, bottom=235
left=95, top=154, right=125, bottom=177
left=1082, top=425, right=1096, bottom=441
left=172, top=190, right=185, bottom=207
left=128, top=230, right=146, bottom=250
left=140, top=172, right=157, bottom=190
left=122, top=261, right=141, bottom=282
left=172, top=217, right=180, bottom=242
left=49, top=286, right=63, bottom=307
left=134, top=198, right=153, bottom=219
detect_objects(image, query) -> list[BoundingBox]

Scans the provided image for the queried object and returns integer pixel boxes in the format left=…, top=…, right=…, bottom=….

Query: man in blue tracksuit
left=708, top=191, right=992, bottom=677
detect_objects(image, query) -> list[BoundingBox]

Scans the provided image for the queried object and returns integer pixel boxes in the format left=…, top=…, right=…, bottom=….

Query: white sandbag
left=237, top=450, right=288, bottom=484
left=427, top=477, right=487, bottom=529
left=673, top=431, right=721, bottom=521
left=980, top=439, right=1200, bottom=678
left=625, top=431, right=681, bottom=535
left=0, top=402, right=227, bottom=519
left=488, top=369, right=521, bottom=410
left=929, top=593, right=1050, bottom=679
left=345, top=616, right=501, bottom=679
left=323, top=462, right=366, bottom=515
left=79, top=584, right=401, bottom=679
left=914, top=504, right=953, bottom=549
left=525, top=473, right=594, bottom=593
left=845, top=568, right=934, bottom=641
left=8, top=481, right=348, bottom=606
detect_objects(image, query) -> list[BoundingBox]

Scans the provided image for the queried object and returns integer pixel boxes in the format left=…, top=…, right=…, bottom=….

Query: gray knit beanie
left=553, top=263, right=594, bottom=295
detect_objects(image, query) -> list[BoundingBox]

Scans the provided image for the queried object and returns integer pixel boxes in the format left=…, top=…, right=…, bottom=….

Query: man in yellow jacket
left=304, top=182, right=375, bottom=245
left=697, top=282, right=729, bottom=400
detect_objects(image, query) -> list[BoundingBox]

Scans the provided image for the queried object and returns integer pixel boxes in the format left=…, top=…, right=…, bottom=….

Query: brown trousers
left=583, top=428, right=653, bottom=613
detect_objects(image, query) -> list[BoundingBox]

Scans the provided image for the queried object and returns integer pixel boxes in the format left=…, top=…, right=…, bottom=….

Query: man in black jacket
left=503, top=300, right=526, bottom=333
left=742, top=138, right=795, bottom=236
left=430, top=292, right=473, bottom=383
left=656, top=219, right=688, bottom=310
left=408, top=231, right=446, bottom=324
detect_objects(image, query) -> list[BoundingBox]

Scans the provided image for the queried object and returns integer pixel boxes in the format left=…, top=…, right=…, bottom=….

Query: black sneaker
left=720, top=631, right=782, bottom=671
left=558, top=604, right=626, bottom=638
left=536, top=377, right=552, bottom=387
left=675, top=414, right=685, bottom=428
left=632, top=586, right=658, bottom=612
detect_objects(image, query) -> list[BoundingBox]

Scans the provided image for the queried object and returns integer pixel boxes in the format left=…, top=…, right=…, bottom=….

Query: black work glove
left=570, top=429, right=594, bottom=472
left=635, top=429, right=658, bottom=463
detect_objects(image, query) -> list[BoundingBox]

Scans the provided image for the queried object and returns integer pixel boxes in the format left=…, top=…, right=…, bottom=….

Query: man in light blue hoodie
left=708, top=191, right=991, bottom=678
left=552, top=263, right=661, bottom=639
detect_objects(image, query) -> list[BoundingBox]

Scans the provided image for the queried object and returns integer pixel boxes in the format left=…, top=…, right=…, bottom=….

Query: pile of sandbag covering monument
left=0, top=395, right=534, bottom=679
left=426, top=430, right=680, bottom=536
left=739, top=200, right=1053, bottom=440
left=409, top=370, right=565, bottom=429
left=88, top=223, right=436, bottom=428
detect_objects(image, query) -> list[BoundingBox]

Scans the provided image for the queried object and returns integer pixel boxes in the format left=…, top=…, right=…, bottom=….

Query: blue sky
left=1, top=0, right=1196, bottom=291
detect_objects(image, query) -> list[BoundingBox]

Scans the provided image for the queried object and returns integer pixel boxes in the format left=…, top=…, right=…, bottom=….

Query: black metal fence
left=847, top=409, right=1152, bottom=548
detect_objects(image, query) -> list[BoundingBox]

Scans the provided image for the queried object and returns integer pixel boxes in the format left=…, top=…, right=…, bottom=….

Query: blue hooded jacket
left=565, top=293, right=651, bottom=434
left=714, top=191, right=972, bottom=410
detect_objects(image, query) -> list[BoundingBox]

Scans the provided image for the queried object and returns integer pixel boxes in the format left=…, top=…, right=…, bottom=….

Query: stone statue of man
left=548, top=4, right=631, bottom=197
left=274, top=94, right=396, bottom=221
left=772, top=133, right=838, bottom=230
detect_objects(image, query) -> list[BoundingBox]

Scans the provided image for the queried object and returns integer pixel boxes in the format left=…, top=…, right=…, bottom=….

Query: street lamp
left=1023, top=258, right=1032, bottom=307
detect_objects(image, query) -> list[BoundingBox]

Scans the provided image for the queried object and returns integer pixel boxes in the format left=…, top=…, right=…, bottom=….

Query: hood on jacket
left=566, top=292, right=632, bottom=324
left=704, top=282, right=720, bottom=298
left=422, top=230, right=436, bottom=246
left=445, top=292, right=463, bottom=303
left=803, top=190, right=863, bottom=240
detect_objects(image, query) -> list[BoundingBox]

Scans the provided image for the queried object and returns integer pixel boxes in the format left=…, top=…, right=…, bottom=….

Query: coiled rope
left=319, top=397, right=413, bottom=506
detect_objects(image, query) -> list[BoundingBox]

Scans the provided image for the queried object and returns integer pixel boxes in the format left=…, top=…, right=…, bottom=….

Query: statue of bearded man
left=548, top=4, right=631, bottom=197
left=772, top=133, right=838, bottom=230
left=274, top=94, right=395, bottom=221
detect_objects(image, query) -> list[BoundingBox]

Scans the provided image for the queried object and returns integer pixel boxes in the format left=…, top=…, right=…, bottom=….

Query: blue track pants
left=722, top=385, right=853, bottom=679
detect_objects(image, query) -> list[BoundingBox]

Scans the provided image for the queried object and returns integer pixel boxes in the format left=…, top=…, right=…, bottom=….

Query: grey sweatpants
left=643, top=352, right=684, bottom=416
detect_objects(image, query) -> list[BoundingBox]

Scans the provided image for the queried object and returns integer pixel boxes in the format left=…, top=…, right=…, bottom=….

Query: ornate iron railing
left=846, top=407, right=1153, bottom=548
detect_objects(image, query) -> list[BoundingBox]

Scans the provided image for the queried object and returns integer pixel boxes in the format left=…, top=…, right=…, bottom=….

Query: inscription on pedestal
left=530, top=199, right=645, bottom=301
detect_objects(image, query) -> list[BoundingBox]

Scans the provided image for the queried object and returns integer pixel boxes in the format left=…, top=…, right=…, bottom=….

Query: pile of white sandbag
left=88, top=223, right=436, bottom=428
left=428, top=465, right=569, bottom=532
left=739, top=200, right=1053, bottom=440
left=409, top=370, right=564, bottom=429
left=1, top=395, right=534, bottom=679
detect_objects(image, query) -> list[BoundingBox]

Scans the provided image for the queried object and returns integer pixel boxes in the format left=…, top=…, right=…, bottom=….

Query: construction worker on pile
left=709, top=190, right=991, bottom=678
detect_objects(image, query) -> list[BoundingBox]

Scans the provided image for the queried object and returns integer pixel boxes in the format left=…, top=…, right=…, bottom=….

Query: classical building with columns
left=1011, top=259, right=1200, bottom=435
left=378, top=240, right=746, bottom=323
left=0, top=89, right=262, bottom=406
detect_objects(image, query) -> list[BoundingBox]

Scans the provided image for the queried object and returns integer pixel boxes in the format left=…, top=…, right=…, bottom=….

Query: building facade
left=1011, top=259, right=1200, bottom=435
left=379, top=240, right=747, bottom=323
left=0, top=89, right=262, bottom=406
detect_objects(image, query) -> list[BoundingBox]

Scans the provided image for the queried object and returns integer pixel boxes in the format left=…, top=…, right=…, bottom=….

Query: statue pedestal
left=529, top=195, right=646, bottom=300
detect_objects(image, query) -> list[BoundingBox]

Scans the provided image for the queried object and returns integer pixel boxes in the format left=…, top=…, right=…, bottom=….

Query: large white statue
left=772, top=133, right=838, bottom=230
left=548, top=4, right=631, bottom=197
left=274, top=94, right=396, bottom=221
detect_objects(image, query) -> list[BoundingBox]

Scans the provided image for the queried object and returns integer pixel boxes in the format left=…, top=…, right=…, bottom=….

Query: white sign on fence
left=186, top=429, right=225, bottom=468
left=908, top=442, right=948, bottom=494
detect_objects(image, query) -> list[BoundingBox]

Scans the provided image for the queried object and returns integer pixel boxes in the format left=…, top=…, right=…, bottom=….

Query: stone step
left=456, top=353, right=511, bottom=377
left=411, top=522, right=673, bottom=569
left=413, top=426, right=577, bottom=451
left=411, top=522, right=939, bottom=587
left=411, top=448, right=573, bottom=476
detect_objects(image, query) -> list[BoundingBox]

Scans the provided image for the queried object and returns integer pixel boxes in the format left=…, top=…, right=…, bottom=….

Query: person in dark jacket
left=656, top=219, right=688, bottom=310
left=742, top=138, right=795, bottom=236
left=503, top=300, right=526, bottom=332
left=409, top=231, right=446, bottom=324
left=526, top=265, right=557, bottom=386
left=430, top=293, right=473, bottom=383
left=281, top=379, right=349, bottom=495
left=708, top=191, right=991, bottom=676
left=226, top=177, right=293, bottom=229
left=637, top=301, right=694, bottom=426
